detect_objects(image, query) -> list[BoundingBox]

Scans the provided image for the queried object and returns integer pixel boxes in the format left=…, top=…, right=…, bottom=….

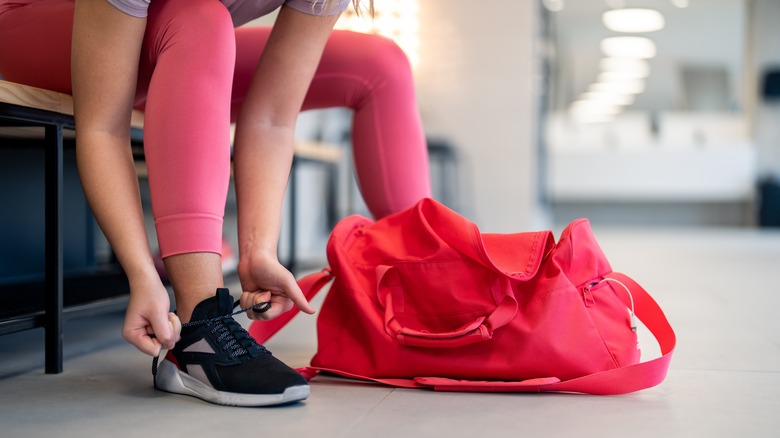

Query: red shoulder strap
left=536, top=272, right=676, bottom=395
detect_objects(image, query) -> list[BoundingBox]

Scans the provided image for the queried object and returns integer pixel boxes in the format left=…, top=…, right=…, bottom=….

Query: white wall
left=414, top=0, right=543, bottom=232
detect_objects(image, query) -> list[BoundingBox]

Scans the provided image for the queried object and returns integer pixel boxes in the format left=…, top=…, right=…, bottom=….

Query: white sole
left=155, top=360, right=310, bottom=407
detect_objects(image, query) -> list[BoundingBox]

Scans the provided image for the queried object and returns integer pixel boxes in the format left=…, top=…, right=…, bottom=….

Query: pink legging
left=0, top=0, right=431, bottom=257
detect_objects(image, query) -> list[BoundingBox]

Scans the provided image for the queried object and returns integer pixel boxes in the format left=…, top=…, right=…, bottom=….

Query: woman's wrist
left=122, top=258, right=163, bottom=289
left=238, top=238, right=281, bottom=275
left=238, top=228, right=278, bottom=259
left=239, top=245, right=278, bottom=268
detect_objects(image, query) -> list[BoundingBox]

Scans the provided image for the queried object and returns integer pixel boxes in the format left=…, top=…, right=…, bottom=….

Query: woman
left=0, top=0, right=431, bottom=406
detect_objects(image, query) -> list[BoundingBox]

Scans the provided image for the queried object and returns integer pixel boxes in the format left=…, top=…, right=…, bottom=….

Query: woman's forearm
left=72, top=0, right=156, bottom=280
left=234, top=6, right=339, bottom=261
left=77, top=132, right=157, bottom=278
left=234, top=124, right=295, bottom=258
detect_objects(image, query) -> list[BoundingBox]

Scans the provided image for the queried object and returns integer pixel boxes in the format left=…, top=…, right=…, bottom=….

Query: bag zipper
left=583, top=278, right=637, bottom=332
left=582, top=283, right=596, bottom=307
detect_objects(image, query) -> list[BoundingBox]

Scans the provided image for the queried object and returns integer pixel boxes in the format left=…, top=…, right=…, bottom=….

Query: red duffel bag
left=250, top=198, right=676, bottom=395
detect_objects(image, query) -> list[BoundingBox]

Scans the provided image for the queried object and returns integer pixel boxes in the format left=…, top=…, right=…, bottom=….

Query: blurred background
left=541, top=0, right=779, bottom=228
left=264, top=0, right=780, bottom=263
left=3, top=0, right=778, bottom=279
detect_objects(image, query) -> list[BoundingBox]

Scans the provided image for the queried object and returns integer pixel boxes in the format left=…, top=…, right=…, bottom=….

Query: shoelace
left=151, top=301, right=270, bottom=377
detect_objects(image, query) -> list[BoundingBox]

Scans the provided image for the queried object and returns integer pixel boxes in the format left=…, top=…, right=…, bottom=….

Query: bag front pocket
left=376, top=261, right=517, bottom=348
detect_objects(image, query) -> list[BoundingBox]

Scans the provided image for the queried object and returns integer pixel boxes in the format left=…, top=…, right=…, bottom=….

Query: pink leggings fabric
left=0, top=0, right=431, bottom=258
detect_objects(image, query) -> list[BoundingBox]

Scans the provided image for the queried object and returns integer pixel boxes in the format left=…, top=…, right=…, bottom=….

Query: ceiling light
left=670, top=0, right=690, bottom=8
left=598, top=71, right=647, bottom=82
left=570, top=113, right=616, bottom=124
left=568, top=101, right=621, bottom=123
left=589, top=78, right=646, bottom=95
left=602, top=8, right=665, bottom=33
left=580, top=91, right=636, bottom=106
left=600, top=57, right=651, bottom=77
left=569, top=100, right=622, bottom=115
left=601, top=36, right=657, bottom=59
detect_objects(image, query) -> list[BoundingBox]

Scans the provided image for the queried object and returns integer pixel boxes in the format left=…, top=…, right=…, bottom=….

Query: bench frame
left=0, top=81, right=146, bottom=373
left=0, top=100, right=144, bottom=374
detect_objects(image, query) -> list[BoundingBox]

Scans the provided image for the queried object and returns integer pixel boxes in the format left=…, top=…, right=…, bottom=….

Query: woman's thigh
left=0, top=0, right=75, bottom=93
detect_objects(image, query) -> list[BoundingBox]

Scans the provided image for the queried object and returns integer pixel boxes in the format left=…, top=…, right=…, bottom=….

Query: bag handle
left=300, top=272, right=675, bottom=395
left=376, top=265, right=518, bottom=348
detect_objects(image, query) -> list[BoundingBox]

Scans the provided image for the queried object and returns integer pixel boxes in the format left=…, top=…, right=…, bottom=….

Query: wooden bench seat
left=0, top=80, right=145, bottom=130
left=0, top=79, right=342, bottom=373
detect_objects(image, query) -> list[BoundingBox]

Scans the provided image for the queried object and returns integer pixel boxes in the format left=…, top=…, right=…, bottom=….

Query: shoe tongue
left=190, top=288, right=234, bottom=320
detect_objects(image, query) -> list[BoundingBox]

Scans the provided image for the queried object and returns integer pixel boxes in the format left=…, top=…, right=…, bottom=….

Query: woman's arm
left=72, top=0, right=179, bottom=355
left=234, top=5, right=340, bottom=320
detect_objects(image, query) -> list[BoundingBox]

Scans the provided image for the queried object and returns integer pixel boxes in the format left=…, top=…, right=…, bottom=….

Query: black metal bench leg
left=286, top=158, right=298, bottom=274
left=44, top=124, right=64, bottom=374
left=325, top=161, right=339, bottom=229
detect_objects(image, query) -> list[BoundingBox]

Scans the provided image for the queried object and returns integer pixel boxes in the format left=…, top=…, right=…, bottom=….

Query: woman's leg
left=139, top=0, right=236, bottom=322
left=0, top=0, right=74, bottom=92
left=142, top=6, right=311, bottom=405
left=233, top=28, right=431, bottom=219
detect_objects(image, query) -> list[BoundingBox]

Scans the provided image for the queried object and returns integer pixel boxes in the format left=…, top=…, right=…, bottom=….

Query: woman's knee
left=337, top=31, right=414, bottom=84
left=147, top=0, right=235, bottom=59
left=139, top=0, right=236, bottom=100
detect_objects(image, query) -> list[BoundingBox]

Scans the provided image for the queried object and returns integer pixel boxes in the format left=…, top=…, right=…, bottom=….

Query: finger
left=281, top=275, right=315, bottom=315
left=241, top=291, right=271, bottom=321
left=168, top=312, right=182, bottom=342
left=123, top=327, right=162, bottom=357
left=240, top=290, right=267, bottom=310
left=241, top=290, right=263, bottom=305
left=251, top=301, right=272, bottom=313
left=253, top=295, right=291, bottom=321
left=270, top=293, right=295, bottom=314
left=148, top=313, right=177, bottom=350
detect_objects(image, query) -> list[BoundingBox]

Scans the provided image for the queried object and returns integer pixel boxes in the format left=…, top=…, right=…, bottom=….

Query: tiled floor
left=1, top=226, right=779, bottom=437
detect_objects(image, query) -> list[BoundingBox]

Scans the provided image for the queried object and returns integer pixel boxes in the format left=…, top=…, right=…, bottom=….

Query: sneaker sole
left=155, top=359, right=310, bottom=407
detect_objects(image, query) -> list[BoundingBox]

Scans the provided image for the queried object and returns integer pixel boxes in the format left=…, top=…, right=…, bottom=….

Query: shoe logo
left=183, top=338, right=216, bottom=354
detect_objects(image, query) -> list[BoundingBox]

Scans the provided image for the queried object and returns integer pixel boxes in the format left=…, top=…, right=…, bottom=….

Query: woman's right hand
left=122, top=273, right=181, bottom=356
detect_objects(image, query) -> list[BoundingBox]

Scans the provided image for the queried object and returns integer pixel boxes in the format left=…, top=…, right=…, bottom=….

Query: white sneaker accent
left=155, top=359, right=310, bottom=407
left=182, top=338, right=215, bottom=354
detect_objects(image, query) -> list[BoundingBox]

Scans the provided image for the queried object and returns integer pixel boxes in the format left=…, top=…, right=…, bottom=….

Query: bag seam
left=577, top=279, right=623, bottom=370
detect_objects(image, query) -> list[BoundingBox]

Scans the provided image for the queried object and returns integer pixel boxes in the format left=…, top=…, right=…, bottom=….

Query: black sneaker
left=153, top=288, right=309, bottom=406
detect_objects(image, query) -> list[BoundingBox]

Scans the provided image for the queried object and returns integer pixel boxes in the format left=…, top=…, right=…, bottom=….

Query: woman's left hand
left=237, top=252, right=315, bottom=321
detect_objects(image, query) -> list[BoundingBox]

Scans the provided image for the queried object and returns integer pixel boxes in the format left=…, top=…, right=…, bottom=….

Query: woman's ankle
left=164, top=252, right=224, bottom=323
